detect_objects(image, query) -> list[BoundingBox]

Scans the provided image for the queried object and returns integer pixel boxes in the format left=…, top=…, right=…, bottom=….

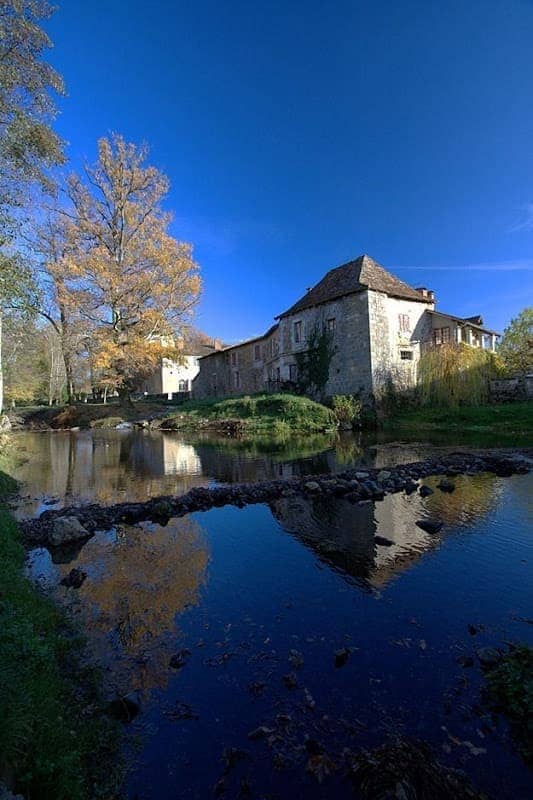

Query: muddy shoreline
left=21, top=450, right=531, bottom=547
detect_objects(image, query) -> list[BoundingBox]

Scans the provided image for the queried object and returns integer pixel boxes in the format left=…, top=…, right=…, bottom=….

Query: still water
left=10, top=431, right=533, bottom=799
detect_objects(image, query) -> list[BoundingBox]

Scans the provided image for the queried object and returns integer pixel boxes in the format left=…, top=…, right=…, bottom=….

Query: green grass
left=383, top=402, right=533, bottom=446
left=159, top=392, right=336, bottom=435
left=485, top=646, right=533, bottom=764
left=0, top=472, right=122, bottom=799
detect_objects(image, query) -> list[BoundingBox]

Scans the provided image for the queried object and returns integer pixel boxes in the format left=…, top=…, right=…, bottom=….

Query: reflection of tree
left=61, top=518, right=208, bottom=695
left=420, top=473, right=500, bottom=526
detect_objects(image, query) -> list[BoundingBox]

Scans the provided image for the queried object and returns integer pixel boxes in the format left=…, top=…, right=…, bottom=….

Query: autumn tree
left=31, top=211, right=90, bottom=403
left=498, top=308, right=533, bottom=375
left=0, top=0, right=65, bottom=412
left=61, top=135, right=201, bottom=407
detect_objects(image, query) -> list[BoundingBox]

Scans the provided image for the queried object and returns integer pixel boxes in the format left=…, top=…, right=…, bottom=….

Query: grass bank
left=383, top=402, right=533, bottom=446
left=0, top=470, right=122, bottom=799
left=158, top=393, right=337, bottom=436
left=8, top=400, right=166, bottom=430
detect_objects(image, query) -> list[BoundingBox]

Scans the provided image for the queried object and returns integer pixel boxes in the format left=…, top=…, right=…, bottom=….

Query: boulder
left=115, top=421, right=133, bottom=430
left=60, top=567, right=87, bottom=588
left=437, top=479, right=456, bottom=493
left=377, top=470, right=391, bottom=483
left=476, top=647, right=502, bottom=670
left=416, top=518, right=443, bottom=535
left=49, top=516, right=91, bottom=546
left=419, top=485, right=434, bottom=497
left=304, top=481, right=320, bottom=492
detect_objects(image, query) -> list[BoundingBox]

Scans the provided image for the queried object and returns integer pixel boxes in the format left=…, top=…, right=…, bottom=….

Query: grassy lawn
left=0, top=470, right=122, bottom=799
left=159, top=393, right=337, bottom=436
left=384, top=402, right=533, bottom=445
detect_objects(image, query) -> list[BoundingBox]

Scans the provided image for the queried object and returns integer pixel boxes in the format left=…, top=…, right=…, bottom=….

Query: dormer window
left=294, top=321, right=302, bottom=343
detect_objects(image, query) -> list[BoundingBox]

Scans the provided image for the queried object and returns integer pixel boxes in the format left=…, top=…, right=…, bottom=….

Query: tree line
left=0, top=1, right=201, bottom=412
left=0, top=2, right=531, bottom=414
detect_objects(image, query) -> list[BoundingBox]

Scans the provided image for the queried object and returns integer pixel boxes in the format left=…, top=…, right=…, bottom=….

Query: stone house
left=140, top=337, right=221, bottom=399
left=192, top=254, right=499, bottom=401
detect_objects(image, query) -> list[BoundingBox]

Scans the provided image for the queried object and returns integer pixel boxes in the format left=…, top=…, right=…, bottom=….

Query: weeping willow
left=417, top=344, right=503, bottom=407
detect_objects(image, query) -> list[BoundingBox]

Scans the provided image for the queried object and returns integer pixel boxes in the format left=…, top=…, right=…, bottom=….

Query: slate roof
left=276, top=254, right=432, bottom=318
left=198, top=324, right=280, bottom=358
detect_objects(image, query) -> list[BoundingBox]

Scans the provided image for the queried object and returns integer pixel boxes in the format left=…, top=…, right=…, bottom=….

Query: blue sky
left=46, top=0, right=533, bottom=342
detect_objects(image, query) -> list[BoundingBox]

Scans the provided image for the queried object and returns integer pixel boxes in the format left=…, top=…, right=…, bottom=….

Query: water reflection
left=271, top=474, right=503, bottom=590
left=12, top=429, right=462, bottom=517
left=28, top=517, right=209, bottom=697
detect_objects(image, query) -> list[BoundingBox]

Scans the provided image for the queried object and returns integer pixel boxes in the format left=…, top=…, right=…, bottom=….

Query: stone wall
left=368, top=291, right=433, bottom=396
left=277, top=292, right=374, bottom=397
left=489, top=375, right=533, bottom=402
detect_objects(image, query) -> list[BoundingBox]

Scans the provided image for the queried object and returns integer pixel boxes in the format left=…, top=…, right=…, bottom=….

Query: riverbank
left=383, top=402, right=533, bottom=446
left=0, top=470, right=122, bottom=800
left=8, top=393, right=337, bottom=436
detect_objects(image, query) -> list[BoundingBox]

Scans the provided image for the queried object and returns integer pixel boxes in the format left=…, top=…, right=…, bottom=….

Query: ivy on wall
left=295, top=324, right=336, bottom=399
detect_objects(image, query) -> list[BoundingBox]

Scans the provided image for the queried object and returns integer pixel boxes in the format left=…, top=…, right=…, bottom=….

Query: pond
left=10, top=431, right=533, bottom=799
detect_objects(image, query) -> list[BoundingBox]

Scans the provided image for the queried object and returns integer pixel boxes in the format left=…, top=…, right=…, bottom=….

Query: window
left=289, top=364, right=298, bottom=381
left=254, top=344, right=261, bottom=361
left=231, top=351, right=237, bottom=366
left=399, top=314, right=411, bottom=333
left=234, top=371, right=240, bottom=389
left=178, top=379, right=188, bottom=391
left=275, top=367, right=280, bottom=381
left=433, top=327, right=450, bottom=346
left=400, top=350, right=413, bottom=361
left=327, top=317, right=336, bottom=332
left=294, top=320, right=302, bottom=343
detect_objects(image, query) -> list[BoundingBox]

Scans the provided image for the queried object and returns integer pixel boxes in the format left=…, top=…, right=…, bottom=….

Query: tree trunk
left=64, top=349, right=74, bottom=405
left=118, top=386, right=134, bottom=410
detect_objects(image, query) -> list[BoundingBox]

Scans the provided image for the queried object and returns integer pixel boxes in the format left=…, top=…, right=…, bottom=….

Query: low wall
left=489, top=375, right=533, bottom=402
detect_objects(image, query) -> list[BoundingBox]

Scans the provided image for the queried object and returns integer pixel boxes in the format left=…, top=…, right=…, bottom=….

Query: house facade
left=140, top=338, right=221, bottom=398
left=192, top=255, right=499, bottom=401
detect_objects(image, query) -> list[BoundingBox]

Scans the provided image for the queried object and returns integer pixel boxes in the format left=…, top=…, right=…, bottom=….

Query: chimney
left=416, top=286, right=428, bottom=297
left=213, top=338, right=223, bottom=350
left=427, top=290, right=435, bottom=302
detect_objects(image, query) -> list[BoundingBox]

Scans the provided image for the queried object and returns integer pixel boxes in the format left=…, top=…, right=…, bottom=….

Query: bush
left=332, top=395, right=362, bottom=426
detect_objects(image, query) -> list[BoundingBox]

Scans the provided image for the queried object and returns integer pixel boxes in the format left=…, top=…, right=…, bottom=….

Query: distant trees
left=0, top=0, right=65, bottom=412
left=0, top=8, right=202, bottom=411
left=498, top=308, right=533, bottom=375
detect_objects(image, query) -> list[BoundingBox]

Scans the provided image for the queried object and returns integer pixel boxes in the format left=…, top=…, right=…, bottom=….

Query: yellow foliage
left=417, top=343, right=504, bottom=406
left=55, top=134, right=201, bottom=396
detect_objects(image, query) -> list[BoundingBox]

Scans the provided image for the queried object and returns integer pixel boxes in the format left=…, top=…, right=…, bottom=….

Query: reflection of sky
left=23, top=473, right=533, bottom=799
left=12, top=429, right=466, bottom=518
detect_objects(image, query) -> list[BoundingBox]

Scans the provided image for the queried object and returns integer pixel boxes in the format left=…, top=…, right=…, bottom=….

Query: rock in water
left=437, top=479, right=456, bottom=493
left=476, top=647, right=502, bottom=670
left=107, top=692, right=140, bottom=723
left=335, top=647, right=350, bottom=668
left=419, top=485, right=434, bottom=497
left=416, top=518, right=444, bottom=534
left=60, top=567, right=87, bottom=588
left=49, top=516, right=91, bottom=546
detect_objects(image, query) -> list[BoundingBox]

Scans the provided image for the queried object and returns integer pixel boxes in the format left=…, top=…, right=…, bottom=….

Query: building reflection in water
left=270, top=473, right=500, bottom=591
